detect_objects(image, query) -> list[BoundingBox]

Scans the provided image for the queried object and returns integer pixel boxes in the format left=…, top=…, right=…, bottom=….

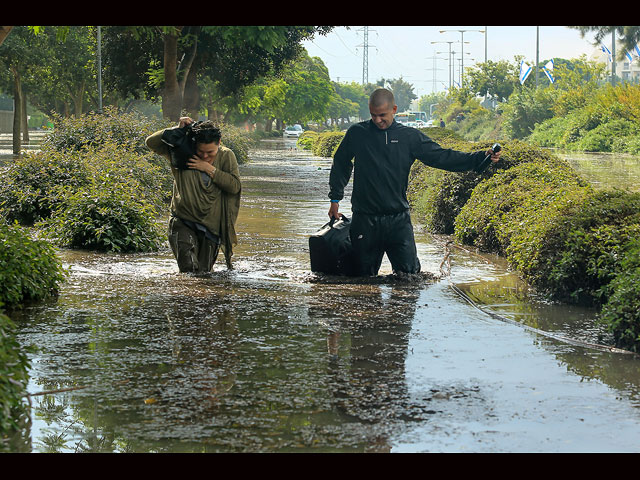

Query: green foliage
left=312, top=131, right=345, bottom=157
left=408, top=137, right=569, bottom=234
left=449, top=107, right=504, bottom=142
left=450, top=156, right=640, bottom=350
left=41, top=176, right=164, bottom=253
left=463, top=59, right=519, bottom=101
left=575, top=119, right=640, bottom=153
left=0, top=150, right=91, bottom=225
left=598, top=238, right=640, bottom=352
left=540, top=191, right=640, bottom=305
left=42, top=107, right=164, bottom=154
left=1, top=109, right=173, bottom=253
left=218, top=122, right=255, bottom=164
left=297, top=131, right=319, bottom=150
left=0, top=311, right=31, bottom=439
left=528, top=83, right=640, bottom=154
left=454, top=161, right=588, bottom=254
left=0, top=222, right=66, bottom=308
left=501, top=86, right=557, bottom=139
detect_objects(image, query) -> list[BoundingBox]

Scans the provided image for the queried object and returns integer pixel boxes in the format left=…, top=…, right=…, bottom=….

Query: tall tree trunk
left=178, top=28, right=199, bottom=103
left=0, top=26, right=13, bottom=47
left=183, top=67, right=200, bottom=120
left=71, top=81, right=85, bottom=117
left=11, top=66, right=22, bottom=156
left=162, top=29, right=183, bottom=121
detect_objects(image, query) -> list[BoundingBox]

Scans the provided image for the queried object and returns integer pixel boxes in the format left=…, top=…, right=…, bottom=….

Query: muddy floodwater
left=7, top=139, right=640, bottom=452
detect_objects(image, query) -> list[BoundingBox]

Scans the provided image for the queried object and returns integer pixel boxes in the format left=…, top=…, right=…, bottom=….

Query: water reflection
left=559, top=150, right=640, bottom=192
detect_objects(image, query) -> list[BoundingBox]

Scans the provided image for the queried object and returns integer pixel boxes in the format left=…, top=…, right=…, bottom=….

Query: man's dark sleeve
left=412, top=130, right=488, bottom=173
left=328, top=130, right=354, bottom=202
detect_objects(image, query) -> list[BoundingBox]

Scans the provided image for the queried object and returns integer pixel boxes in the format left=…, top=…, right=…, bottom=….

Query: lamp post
left=97, top=26, right=103, bottom=113
left=439, top=28, right=485, bottom=86
left=431, top=41, right=454, bottom=90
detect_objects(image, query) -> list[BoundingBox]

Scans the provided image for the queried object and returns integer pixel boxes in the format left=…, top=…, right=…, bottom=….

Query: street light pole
left=97, top=26, right=103, bottom=113
left=440, top=28, right=484, bottom=86
left=431, top=41, right=454, bottom=90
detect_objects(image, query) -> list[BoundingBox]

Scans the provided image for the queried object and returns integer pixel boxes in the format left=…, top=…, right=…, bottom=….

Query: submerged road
left=11, top=139, right=640, bottom=452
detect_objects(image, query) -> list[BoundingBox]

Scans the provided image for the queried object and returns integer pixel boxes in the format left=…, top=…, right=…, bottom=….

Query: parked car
left=283, top=124, right=304, bottom=138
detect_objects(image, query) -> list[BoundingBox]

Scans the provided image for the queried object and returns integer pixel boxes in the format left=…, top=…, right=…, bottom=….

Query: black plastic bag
left=161, top=123, right=200, bottom=170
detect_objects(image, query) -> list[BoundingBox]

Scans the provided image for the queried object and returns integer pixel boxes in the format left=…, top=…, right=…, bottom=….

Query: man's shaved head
left=368, top=88, right=397, bottom=130
left=369, top=88, right=396, bottom=108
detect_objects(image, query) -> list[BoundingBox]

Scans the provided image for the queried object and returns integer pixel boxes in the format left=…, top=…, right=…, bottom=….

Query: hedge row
left=408, top=128, right=640, bottom=352
left=0, top=222, right=65, bottom=440
left=297, top=130, right=345, bottom=157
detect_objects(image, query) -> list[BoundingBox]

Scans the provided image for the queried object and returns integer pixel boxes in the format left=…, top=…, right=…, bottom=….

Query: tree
left=102, top=26, right=334, bottom=121
left=0, top=27, right=46, bottom=153
left=570, top=26, right=640, bottom=59
left=329, top=82, right=366, bottom=124
left=280, top=53, right=334, bottom=125
left=464, top=59, right=520, bottom=101
left=417, top=91, right=447, bottom=118
left=375, top=77, right=416, bottom=112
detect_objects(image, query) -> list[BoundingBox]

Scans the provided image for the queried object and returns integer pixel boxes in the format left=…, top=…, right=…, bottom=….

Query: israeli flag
left=635, top=45, right=640, bottom=57
left=601, top=44, right=612, bottom=62
left=519, top=61, right=532, bottom=85
left=543, top=59, right=555, bottom=83
left=626, top=51, right=634, bottom=62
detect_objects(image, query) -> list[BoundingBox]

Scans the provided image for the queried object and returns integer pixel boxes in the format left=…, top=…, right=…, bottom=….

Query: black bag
left=161, top=122, right=201, bottom=170
left=309, top=215, right=355, bottom=275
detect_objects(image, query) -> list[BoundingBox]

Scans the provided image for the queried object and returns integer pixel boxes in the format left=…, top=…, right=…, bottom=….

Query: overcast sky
left=302, top=26, right=602, bottom=97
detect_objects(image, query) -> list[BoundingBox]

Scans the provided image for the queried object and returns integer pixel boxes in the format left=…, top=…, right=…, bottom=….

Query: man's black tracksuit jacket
left=328, top=119, right=489, bottom=275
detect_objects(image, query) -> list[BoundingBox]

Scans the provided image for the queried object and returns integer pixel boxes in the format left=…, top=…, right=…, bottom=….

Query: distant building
left=590, top=42, right=640, bottom=83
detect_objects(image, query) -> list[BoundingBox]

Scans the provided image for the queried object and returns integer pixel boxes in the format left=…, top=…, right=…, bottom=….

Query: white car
left=283, top=124, right=304, bottom=138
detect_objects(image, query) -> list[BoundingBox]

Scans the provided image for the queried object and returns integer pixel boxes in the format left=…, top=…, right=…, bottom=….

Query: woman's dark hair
left=192, top=121, right=221, bottom=144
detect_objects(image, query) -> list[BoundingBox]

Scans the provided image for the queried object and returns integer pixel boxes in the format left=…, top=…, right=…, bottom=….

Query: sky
left=302, top=26, right=602, bottom=97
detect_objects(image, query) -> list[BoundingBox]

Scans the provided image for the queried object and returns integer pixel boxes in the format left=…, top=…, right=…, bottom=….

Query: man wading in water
left=146, top=118, right=241, bottom=273
left=328, top=88, right=501, bottom=277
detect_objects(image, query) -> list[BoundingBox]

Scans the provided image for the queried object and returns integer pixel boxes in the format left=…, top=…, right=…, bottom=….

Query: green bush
left=42, top=179, right=164, bottom=253
left=80, top=142, right=170, bottom=210
left=0, top=222, right=66, bottom=308
left=599, top=238, right=640, bottom=352
left=312, top=131, right=345, bottom=157
left=454, top=161, right=589, bottom=255
left=540, top=190, right=640, bottom=305
left=43, top=106, right=165, bottom=155
left=0, top=150, right=91, bottom=225
left=575, top=118, right=640, bottom=153
left=454, top=162, right=640, bottom=311
left=0, top=311, right=31, bottom=440
left=217, top=122, right=255, bottom=164
left=408, top=138, right=571, bottom=234
left=297, top=131, right=318, bottom=151
left=527, top=83, right=640, bottom=154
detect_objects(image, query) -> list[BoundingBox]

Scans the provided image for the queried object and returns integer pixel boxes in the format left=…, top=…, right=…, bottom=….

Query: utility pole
left=439, top=28, right=483, bottom=86
left=484, top=26, right=487, bottom=63
left=535, top=26, right=539, bottom=89
left=356, top=26, right=375, bottom=85
left=97, top=26, right=103, bottom=113
left=611, top=29, right=617, bottom=85
left=431, top=41, right=454, bottom=90
left=425, top=53, right=444, bottom=93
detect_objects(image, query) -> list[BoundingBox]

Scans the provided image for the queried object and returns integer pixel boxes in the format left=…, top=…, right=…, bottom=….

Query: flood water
left=6, top=139, right=640, bottom=452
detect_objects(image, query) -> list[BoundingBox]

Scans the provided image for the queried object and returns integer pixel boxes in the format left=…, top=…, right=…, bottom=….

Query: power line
left=356, top=26, right=376, bottom=85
